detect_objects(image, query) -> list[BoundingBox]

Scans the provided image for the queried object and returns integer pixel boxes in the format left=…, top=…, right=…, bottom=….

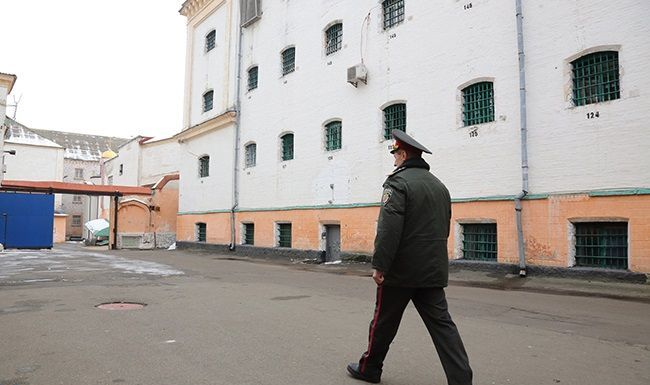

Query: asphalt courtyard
left=1, top=244, right=649, bottom=385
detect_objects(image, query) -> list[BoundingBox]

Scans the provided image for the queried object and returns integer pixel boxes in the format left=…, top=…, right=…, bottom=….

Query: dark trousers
left=358, top=286, right=473, bottom=385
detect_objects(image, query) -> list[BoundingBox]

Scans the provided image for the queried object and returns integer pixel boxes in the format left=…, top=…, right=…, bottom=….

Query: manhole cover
left=96, top=302, right=146, bottom=310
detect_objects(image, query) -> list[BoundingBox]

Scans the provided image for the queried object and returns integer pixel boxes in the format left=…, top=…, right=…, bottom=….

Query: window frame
left=277, top=222, right=292, bottom=248
left=205, top=29, right=216, bottom=52
left=203, top=90, right=214, bottom=113
left=242, top=223, right=255, bottom=245
left=461, top=81, right=495, bottom=127
left=325, top=120, right=342, bottom=151
left=72, top=215, right=82, bottom=227
left=72, top=195, right=82, bottom=204
left=571, top=51, right=620, bottom=107
left=245, top=142, right=257, bottom=168
left=74, top=168, right=84, bottom=180
left=325, top=22, right=343, bottom=56
left=461, top=223, right=498, bottom=261
left=280, top=133, right=294, bottom=161
left=247, top=66, right=259, bottom=91
left=196, top=222, right=207, bottom=242
left=198, top=155, right=210, bottom=178
left=281, top=46, right=296, bottom=76
left=382, top=102, right=407, bottom=140
left=382, top=0, right=405, bottom=30
left=573, top=221, right=628, bottom=269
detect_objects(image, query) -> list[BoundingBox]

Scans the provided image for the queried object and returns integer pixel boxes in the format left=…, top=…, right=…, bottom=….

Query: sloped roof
left=31, top=128, right=129, bottom=161
left=3, top=117, right=62, bottom=148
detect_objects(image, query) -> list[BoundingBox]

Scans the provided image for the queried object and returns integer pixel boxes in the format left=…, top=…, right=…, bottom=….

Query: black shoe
left=347, top=363, right=381, bottom=383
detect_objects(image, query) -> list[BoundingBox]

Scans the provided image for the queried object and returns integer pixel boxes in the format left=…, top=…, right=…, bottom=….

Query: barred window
left=196, top=223, right=207, bottom=242
left=278, top=223, right=292, bottom=248
left=282, top=47, right=295, bottom=76
left=383, top=0, right=405, bottom=30
left=575, top=222, right=627, bottom=269
left=462, top=224, right=497, bottom=261
left=72, top=215, right=82, bottom=227
left=325, top=121, right=342, bottom=151
left=248, top=66, right=258, bottom=91
left=325, top=23, right=343, bottom=55
left=199, top=155, right=210, bottom=178
left=203, top=90, right=214, bottom=112
left=206, top=30, right=216, bottom=52
left=462, top=82, right=494, bottom=126
left=245, top=143, right=257, bottom=167
left=74, top=168, right=84, bottom=179
left=243, top=223, right=254, bottom=245
left=383, top=103, right=406, bottom=140
left=73, top=195, right=82, bottom=204
left=281, top=133, right=294, bottom=161
left=572, top=51, right=620, bottom=106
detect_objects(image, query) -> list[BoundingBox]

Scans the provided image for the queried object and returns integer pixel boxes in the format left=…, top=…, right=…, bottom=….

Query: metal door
left=325, top=225, right=341, bottom=262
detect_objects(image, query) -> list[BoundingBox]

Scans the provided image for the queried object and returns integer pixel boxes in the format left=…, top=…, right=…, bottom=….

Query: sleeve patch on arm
left=381, top=188, right=393, bottom=206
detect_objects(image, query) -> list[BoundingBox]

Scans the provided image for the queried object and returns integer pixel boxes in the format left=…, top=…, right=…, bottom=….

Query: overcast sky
left=1, top=0, right=187, bottom=139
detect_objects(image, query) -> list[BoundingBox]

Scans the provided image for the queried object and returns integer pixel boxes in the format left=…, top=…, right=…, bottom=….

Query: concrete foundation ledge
left=449, top=259, right=648, bottom=284
left=176, top=241, right=323, bottom=261
left=176, top=242, right=647, bottom=284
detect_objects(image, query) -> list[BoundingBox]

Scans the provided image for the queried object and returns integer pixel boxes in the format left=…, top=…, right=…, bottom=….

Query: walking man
left=347, top=130, right=473, bottom=384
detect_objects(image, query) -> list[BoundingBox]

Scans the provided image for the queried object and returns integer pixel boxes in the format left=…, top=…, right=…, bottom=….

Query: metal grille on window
left=462, top=82, right=494, bottom=126
left=278, top=223, right=292, bottom=247
left=282, top=47, right=295, bottom=76
left=245, top=143, right=256, bottom=167
left=575, top=222, right=627, bottom=269
left=197, top=223, right=207, bottom=242
left=248, top=66, right=258, bottom=90
left=325, top=121, right=342, bottom=151
left=73, top=195, right=82, bottom=204
left=75, top=168, right=84, bottom=179
left=325, top=23, right=342, bottom=55
left=203, top=91, right=214, bottom=112
left=281, top=134, right=294, bottom=161
left=199, top=156, right=210, bottom=177
left=383, top=103, right=406, bottom=140
left=206, top=30, right=216, bottom=52
left=383, top=0, right=405, bottom=30
left=572, top=51, right=620, bottom=106
left=72, top=215, right=81, bottom=226
left=462, top=224, right=497, bottom=261
left=244, top=223, right=254, bottom=245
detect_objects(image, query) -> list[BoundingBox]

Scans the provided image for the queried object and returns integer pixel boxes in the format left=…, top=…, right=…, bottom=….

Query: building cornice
left=174, top=110, right=236, bottom=143
left=179, top=0, right=226, bottom=21
left=0, top=73, right=17, bottom=94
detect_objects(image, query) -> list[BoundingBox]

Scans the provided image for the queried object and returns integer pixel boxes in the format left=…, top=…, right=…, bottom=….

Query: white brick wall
left=180, top=0, right=650, bottom=213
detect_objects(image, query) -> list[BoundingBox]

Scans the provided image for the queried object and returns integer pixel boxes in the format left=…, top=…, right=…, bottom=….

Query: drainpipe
left=515, top=0, right=529, bottom=277
left=229, top=14, right=244, bottom=251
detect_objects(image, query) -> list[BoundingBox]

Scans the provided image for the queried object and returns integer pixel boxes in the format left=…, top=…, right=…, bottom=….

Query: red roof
left=0, top=180, right=151, bottom=196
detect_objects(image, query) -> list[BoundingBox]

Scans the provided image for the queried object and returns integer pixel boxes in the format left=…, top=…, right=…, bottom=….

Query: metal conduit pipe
left=515, top=0, right=529, bottom=277
left=229, top=15, right=244, bottom=251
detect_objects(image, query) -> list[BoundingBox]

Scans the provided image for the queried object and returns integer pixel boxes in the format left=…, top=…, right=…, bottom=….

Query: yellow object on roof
left=102, top=150, right=117, bottom=159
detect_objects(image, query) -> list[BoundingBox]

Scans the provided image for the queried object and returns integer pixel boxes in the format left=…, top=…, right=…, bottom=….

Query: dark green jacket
left=372, top=157, right=451, bottom=287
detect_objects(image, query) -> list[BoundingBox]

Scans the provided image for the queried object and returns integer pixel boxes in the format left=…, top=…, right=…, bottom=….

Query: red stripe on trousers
left=361, top=285, right=383, bottom=373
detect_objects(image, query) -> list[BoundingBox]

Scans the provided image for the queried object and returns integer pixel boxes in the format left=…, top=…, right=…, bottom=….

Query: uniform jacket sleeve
left=372, top=178, right=406, bottom=273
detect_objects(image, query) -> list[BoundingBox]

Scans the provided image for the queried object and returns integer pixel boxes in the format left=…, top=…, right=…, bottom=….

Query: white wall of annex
left=110, top=139, right=140, bottom=186
left=188, top=3, right=233, bottom=127
left=237, top=0, right=522, bottom=209
left=178, top=125, right=234, bottom=213
left=141, top=140, right=180, bottom=186
left=3, top=143, right=65, bottom=209
left=524, top=0, right=650, bottom=193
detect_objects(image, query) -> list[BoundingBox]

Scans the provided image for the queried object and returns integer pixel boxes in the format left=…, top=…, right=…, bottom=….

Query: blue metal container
left=0, top=192, right=54, bottom=248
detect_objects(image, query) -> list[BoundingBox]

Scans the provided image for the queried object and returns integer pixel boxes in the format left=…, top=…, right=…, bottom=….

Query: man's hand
left=372, top=269, right=384, bottom=286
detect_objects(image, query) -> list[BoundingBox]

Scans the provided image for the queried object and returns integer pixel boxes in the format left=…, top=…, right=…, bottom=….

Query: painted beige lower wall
left=177, top=194, right=650, bottom=273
